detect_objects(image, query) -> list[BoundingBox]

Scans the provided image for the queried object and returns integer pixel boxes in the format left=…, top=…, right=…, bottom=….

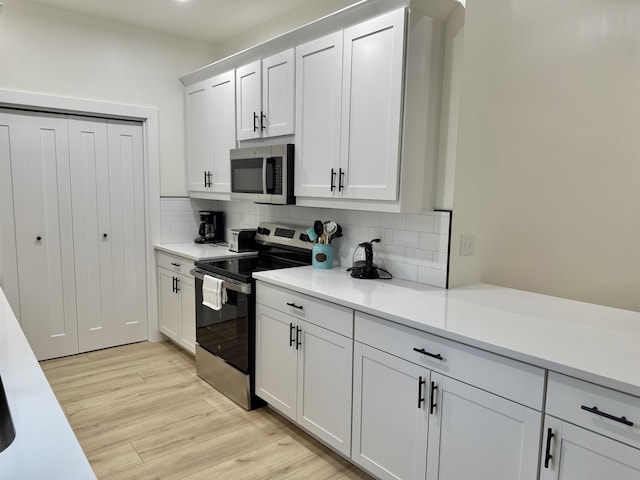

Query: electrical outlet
left=460, top=234, right=474, bottom=256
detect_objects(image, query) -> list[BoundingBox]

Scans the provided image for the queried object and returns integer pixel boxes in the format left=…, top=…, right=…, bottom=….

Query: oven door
left=193, top=272, right=254, bottom=374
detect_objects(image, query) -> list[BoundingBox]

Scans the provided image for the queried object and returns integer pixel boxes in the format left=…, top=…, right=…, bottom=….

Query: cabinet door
left=540, top=416, right=640, bottom=480
left=426, top=373, right=541, bottom=480
left=185, top=79, right=212, bottom=191
left=68, top=117, right=116, bottom=352
left=179, top=274, right=196, bottom=354
left=341, top=8, right=405, bottom=200
left=352, top=342, right=429, bottom=480
left=294, top=32, right=343, bottom=198
left=236, top=60, right=261, bottom=141
left=209, top=70, right=236, bottom=193
left=1, top=110, right=78, bottom=360
left=255, top=304, right=297, bottom=421
left=262, top=49, right=295, bottom=137
left=106, top=120, right=148, bottom=346
left=297, top=320, right=353, bottom=457
left=158, top=268, right=180, bottom=340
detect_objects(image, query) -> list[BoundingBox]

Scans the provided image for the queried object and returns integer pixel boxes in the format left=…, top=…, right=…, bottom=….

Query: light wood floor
left=41, top=341, right=374, bottom=480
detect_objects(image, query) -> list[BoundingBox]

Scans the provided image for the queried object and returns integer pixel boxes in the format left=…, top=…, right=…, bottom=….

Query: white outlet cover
left=460, top=234, right=474, bottom=256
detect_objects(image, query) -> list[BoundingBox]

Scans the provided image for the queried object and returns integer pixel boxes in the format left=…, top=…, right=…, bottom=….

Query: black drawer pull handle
left=413, top=347, right=443, bottom=361
left=289, top=323, right=295, bottom=347
left=295, top=326, right=302, bottom=350
left=544, top=427, right=554, bottom=468
left=429, top=381, right=438, bottom=414
left=170, top=262, right=180, bottom=267
left=417, top=376, right=426, bottom=409
left=286, top=302, right=303, bottom=310
left=581, top=405, right=634, bottom=427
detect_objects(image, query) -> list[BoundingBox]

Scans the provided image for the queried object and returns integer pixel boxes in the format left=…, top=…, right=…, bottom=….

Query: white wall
left=449, top=0, right=640, bottom=311
left=0, top=0, right=216, bottom=196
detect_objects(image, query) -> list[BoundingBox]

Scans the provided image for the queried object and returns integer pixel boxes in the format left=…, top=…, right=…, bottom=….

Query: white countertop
left=0, top=288, right=95, bottom=479
left=253, top=266, right=640, bottom=398
left=154, top=242, right=258, bottom=261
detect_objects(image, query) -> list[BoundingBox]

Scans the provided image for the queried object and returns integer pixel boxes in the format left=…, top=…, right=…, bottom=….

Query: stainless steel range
left=191, top=222, right=312, bottom=410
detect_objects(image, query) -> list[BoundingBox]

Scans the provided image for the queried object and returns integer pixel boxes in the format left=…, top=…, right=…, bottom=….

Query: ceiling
left=20, top=0, right=330, bottom=44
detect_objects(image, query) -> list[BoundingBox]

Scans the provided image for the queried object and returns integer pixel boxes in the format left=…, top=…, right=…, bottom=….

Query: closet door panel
left=69, top=118, right=116, bottom=352
left=3, top=111, right=77, bottom=360
left=107, top=120, right=147, bottom=345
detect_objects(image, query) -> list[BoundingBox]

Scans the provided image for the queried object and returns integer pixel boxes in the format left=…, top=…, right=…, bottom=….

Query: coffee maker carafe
left=195, top=211, right=224, bottom=244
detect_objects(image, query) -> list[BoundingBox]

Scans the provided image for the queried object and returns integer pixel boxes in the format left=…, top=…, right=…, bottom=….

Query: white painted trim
left=0, top=88, right=161, bottom=343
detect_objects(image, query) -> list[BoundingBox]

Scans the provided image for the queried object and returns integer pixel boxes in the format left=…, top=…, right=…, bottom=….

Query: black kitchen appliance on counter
left=191, top=222, right=312, bottom=410
left=194, top=211, right=224, bottom=244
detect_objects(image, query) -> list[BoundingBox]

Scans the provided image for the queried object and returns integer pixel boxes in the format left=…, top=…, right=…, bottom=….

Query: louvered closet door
left=0, top=110, right=78, bottom=360
left=69, top=118, right=147, bottom=352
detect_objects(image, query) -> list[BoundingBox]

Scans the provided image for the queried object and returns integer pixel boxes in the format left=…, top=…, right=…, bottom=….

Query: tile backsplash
left=160, top=197, right=450, bottom=288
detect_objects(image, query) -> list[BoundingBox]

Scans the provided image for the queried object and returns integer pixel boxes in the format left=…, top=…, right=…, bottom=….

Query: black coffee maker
left=195, top=211, right=224, bottom=244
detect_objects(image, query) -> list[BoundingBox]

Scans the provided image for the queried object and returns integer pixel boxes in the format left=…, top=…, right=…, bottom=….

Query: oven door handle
left=191, top=269, right=252, bottom=294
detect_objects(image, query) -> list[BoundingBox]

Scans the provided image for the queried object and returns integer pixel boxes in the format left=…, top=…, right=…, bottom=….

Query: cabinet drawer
left=355, top=312, right=545, bottom=410
left=156, top=251, right=194, bottom=277
left=256, top=282, right=353, bottom=338
left=546, top=372, right=640, bottom=449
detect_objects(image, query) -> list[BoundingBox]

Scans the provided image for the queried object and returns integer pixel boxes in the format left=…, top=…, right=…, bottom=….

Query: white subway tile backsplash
left=159, top=198, right=450, bottom=288
left=391, top=229, right=419, bottom=248
left=406, top=214, right=435, bottom=233
left=418, top=267, right=447, bottom=288
left=406, top=248, right=433, bottom=268
left=419, top=232, right=449, bottom=252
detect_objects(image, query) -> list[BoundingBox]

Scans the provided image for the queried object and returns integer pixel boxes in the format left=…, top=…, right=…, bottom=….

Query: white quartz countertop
left=0, top=288, right=95, bottom=479
left=253, top=266, right=640, bottom=398
left=154, top=242, right=257, bottom=261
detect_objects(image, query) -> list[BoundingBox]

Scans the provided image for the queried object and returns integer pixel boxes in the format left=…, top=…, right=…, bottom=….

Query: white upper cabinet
left=294, top=31, right=343, bottom=197
left=236, top=49, right=295, bottom=141
left=340, top=8, right=405, bottom=201
left=295, top=8, right=413, bottom=206
left=186, top=71, right=236, bottom=196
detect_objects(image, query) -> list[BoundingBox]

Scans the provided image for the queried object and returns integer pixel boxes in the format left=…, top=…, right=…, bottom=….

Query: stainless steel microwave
left=230, top=144, right=295, bottom=205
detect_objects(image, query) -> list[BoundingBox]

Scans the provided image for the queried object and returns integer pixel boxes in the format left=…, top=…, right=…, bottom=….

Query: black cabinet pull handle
left=260, top=111, right=266, bottom=131
left=417, top=376, right=426, bottom=409
left=170, top=262, right=180, bottom=267
left=413, top=347, right=443, bottom=361
left=36, top=236, right=42, bottom=241
left=338, top=168, right=344, bottom=191
left=330, top=168, right=336, bottom=191
left=289, top=323, right=295, bottom=347
left=253, top=112, right=258, bottom=132
left=295, top=326, right=302, bottom=350
left=544, top=427, right=555, bottom=468
left=581, top=405, right=634, bottom=427
left=174, top=278, right=180, bottom=293
left=203, top=170, right=207, bottom=187
left=429, top=381, right=438, bottom=414
left=205, top=171, right=212, bottom=187
left=172, top=277, right=176, bottom=293
left=286, top=302, right=303, bottom=310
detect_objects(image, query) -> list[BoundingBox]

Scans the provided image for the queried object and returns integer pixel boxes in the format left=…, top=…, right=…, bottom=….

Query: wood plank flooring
left=41, top=341, right=374, bottom=480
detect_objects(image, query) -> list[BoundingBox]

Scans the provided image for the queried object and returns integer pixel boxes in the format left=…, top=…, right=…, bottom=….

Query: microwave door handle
left=262, top=157, right=268, bottom=195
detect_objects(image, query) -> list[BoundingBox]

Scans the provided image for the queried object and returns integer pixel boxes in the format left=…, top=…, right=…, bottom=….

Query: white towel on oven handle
left=202, top=274, right=227, bottom=311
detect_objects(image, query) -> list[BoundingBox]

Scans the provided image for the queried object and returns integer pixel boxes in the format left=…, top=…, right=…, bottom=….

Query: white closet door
left=69, top=117, right=116, bottom=352
left=106, top=120, right=147, bottom=346
left=1, top=110, right=78, bottom=360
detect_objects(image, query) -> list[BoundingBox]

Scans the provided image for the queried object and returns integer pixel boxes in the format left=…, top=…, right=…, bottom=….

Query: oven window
left=231, top=157, right=264, bottom=194
left=195, top=279, right=250, bottom=373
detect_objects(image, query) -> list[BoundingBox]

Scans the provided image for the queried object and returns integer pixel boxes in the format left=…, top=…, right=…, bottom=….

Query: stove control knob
left=299, top=233, right=309, bottom=242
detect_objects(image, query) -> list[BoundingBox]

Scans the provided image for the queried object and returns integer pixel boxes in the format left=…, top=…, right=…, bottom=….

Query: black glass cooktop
left=195, top=248, right=312, bottom=283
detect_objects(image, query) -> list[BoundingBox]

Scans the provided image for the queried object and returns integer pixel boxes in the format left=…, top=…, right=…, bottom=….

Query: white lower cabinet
left=255, top=283, right=353, bottom=456
left=540, top=372, right=640, bottom=480
left=157, top=251, right=196, bottom=354
left=352, top=312, right=545, bottom=480
left=352, top=342, right=429, bottom=480
left=426, top=373, right=541, bottom=480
